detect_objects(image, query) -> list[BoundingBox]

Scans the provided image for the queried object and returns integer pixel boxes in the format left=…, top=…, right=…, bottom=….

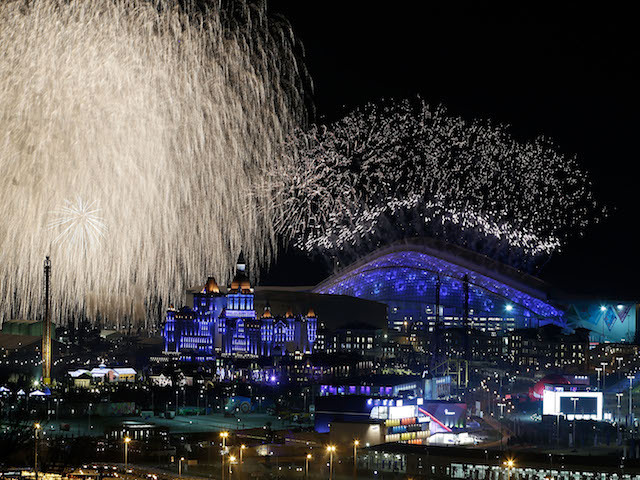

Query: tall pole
left=124, top=437, right=131, bottom=466
left=330, top=450, right=333, bottom=480
left=306, top=454, right=311, bottom=480
left=221, top=432, right=228, bottom=480
left=497, top=403, right=505, bottom=450
left=463, top=275, right=470, bottom=362
left=353, top=440, right=359, bottom=479
left=571, top=398, right=578, bottom=447
left=229, top=456, right=236, bottom=478
left=617, top=393, right=623, bottom=445
left=327, top=446, right=335, bottom=480
left=34, top=423, right=40, bottom=480
left=617, top=394, right=623, bottom=422
left=42, top=257, right=52, bottom=386
left=629, top=376, right=634, bottom=426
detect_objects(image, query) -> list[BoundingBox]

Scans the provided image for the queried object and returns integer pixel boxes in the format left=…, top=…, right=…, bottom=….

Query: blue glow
left=314, top=250, right=564, bottom=333
left=163, top=286, right=317, bottom=359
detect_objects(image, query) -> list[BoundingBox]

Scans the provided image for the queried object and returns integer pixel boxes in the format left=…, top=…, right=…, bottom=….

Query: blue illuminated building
left=164, top=257, right=317, bottom=359
left=314, top=239, right=565, bottom=335
left=313, top=239, right=639, bottom=343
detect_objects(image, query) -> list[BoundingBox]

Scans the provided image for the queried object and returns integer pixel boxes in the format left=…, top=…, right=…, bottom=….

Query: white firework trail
left=48, top=197, right=106, bottom=255
left=0, top=0, right=307, bottom=328
left=271, top=99, right=603, bottom=270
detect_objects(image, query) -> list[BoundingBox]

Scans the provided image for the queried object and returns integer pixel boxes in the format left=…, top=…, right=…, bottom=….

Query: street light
left=595, top=367, right=602, bottom=391
left=497, top=403, right=506, bottom=450
left=220, top=432, right=229, bottom=480
left=327, top=445, right=336, bottom=480
left=229, top=456, right=236, bottom=477
left=240, top=444, right=246, bottom=467
left=179, top=456, right=185, bottom=476
left=124, top=436, right=131, bottom=466
left=503, top=459, right=515, bottom=480
left=601, top=362, right=608, bottom=392
left=305, top=454, right=312, bottom=480
left=629, top=375, right=635, bottom=426
left=34, top=423, right=41, bottom=480
left=617, top=357, right=624, bottom=377
left=570, top=397, right=579, bottom=448
left=617, top=393, right=624, bottom=422
left=353, top=440, right=359, bottom=479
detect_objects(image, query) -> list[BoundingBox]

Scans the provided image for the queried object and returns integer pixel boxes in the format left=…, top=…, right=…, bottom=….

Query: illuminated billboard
left=542, top=389, right=603, bottom=421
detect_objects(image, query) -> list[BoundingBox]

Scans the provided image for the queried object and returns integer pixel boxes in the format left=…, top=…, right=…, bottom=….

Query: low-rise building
left=68, top=365, right=137, bottom=384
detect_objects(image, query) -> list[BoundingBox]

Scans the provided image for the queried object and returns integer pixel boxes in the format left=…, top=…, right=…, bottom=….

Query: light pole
left=306, top=453, right=312, bottom=480
left=601, top=362, right=608, bottom=392
left=179, top=456, right=184, bottom=476
left=628, top=375, right=635, bottom=426
left=229, top=455, right=236, bottom=477
left=34, top=423, right=41, bottom=480
left=327, top=445, right=336, bottom=480
left=240, top=444, right=245, bottom=467
left=617, top=393, right=624, bottom=422
left=571, top=397, right=578, bottom=448
left=124, top=436, right=131, bottom=466
left=617, top=357, right=624, bottom=378
left=220, top=431, right=229, bottom=480
left=497, top=403, right=506, bottom=450
left=596, top=368, right=602, bottom=392
left=503, top=459, right=514, bottom=480
left=617, top=393, right=624, bottom=445
left=353, top=440, right=359, bottom=479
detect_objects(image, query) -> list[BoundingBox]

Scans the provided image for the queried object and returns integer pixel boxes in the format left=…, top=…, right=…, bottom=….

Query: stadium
left=313, top=238, right=637, bottom=342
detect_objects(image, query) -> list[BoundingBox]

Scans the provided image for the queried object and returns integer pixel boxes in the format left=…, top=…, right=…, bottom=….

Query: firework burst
left=48, top=197, right=106, bottom=255
left=271, top=99, right=603, bottom=270
left=0, top=0, right=307, bottom=328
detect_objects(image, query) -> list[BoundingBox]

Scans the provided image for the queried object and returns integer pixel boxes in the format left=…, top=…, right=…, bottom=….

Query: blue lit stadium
left=314, top=238, right=565, bottom=335
left=313, top=238, right=639, bottom=342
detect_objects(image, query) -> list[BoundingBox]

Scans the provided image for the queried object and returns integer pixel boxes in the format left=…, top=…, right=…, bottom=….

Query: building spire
left=236, top=251, right=246, bottom=273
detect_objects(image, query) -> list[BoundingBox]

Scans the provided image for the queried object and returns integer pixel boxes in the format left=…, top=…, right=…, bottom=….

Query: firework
left=49, top=197, right=106, bottom=256
left=0, top=0, right=306, bottom=328
left=271, top=99, right=602, bottom=270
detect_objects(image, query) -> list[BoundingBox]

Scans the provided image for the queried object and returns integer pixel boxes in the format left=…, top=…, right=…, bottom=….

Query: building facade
left=508, top=325, right=589, bottom=372
left=313, top=240, right=564, bottom=336
left=163, top=258, right=317, bottom=359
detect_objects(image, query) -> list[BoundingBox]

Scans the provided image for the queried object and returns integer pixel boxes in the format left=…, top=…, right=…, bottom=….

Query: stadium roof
left=313, top=238, right=563, bottom=319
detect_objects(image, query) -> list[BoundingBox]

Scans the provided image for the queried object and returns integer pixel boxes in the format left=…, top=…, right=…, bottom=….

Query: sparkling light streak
left=48, top=197, right=106, bottom=256
left=272, top=99, right=602, bottom=270
left=0, top=0, right=306, bottom=327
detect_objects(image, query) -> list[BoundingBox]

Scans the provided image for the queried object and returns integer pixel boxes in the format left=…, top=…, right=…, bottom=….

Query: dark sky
left=263, top=2, right=638, bottom=297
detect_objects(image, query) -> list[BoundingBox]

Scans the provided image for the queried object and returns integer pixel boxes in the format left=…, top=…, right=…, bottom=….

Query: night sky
left=264, top=2, right=638, bottom=298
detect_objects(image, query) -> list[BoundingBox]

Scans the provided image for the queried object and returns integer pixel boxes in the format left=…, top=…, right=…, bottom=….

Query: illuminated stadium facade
left=314, top=239, right=565, bottom=336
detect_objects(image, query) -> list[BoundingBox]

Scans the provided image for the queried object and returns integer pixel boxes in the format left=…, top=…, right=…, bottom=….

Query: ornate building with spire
left=163, top=256, right=318, bottom=360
